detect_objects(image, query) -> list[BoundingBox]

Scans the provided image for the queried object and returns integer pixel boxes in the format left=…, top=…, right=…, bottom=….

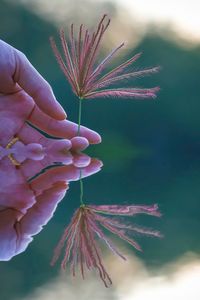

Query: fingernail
left=89, top=131, right=102, bottom=144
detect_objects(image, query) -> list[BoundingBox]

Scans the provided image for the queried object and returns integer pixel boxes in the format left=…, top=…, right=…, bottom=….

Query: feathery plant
left=50, top=14, right=161, bottom=287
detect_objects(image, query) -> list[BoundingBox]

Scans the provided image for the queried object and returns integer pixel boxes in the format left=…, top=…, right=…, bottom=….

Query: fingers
left=13, top=47, right=66, bottom=120
left=20, top=159, right=51, bottom=180
left=60, top=158, right=103, bottom=181
left=18, top=182, right=68, bottom=237
left=0, top=182, right=67, bottom=261
left=0, top=40, right=19, bottom=94
left=0, top=40, right=65, bottom=119
left=72, top=152, right=91, bottom=168
left=28, top=105, right=101, bottom=143
left=71, top=136, right=89, bottom=151
left=30, top=166, right=69, bottom=194
left=0, top=209, right=19, bottom=261
left=81, top=158, right=103, bottom=178
left=30, top=158, right=103, bottom=194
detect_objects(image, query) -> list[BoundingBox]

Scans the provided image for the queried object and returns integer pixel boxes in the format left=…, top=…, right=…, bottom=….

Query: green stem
left=77, top=97, right=82, bottom=136
left=79, top=169, right=84, bottom=206
left=77, top=97, right=85, bottom=206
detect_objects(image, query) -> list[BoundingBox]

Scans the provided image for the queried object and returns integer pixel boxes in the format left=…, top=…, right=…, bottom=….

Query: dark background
left=0, top=0, right=200, bottom=298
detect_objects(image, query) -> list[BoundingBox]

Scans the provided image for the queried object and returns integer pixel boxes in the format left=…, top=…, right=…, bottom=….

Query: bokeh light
left=17, top=252, right=200, bottom=300
left=15, top=0, right=200, bottom=46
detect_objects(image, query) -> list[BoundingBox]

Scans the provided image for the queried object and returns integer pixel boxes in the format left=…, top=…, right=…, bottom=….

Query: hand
left=5, top=121, right=94, bottom=179
left=0, top=39, right=66, bottom=119
left=0, top=155, right=102, bottom=261
left=0, top=40, right=101, bottom=143
left=0, top=90, right=101, bottom=215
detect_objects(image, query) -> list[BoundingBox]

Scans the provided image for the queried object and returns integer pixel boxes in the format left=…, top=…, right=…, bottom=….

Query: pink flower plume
left=50, top=15, right=159, bottom=100
left=51, top=203, right=161, bottom=287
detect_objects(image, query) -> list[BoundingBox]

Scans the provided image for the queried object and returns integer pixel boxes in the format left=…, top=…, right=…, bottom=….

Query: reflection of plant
left=51, top=204, right=161, bottom=287
left=50, top=14, right=161, bottom=286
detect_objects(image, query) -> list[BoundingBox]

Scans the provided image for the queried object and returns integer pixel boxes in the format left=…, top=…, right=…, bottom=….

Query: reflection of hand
left=11, top=121, right=94, bottom=179
left=0, top=156, right=102, bottom=261
left=0, top=39, right=101, bottom=144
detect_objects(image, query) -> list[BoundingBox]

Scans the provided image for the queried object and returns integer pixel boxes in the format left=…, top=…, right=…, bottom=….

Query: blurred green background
left=0, top=0, right=200, bottom=299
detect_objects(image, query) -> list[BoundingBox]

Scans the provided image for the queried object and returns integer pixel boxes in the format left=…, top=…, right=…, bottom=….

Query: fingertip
left=51, top=101, right=67, bottom=120
left=81, top=158, right=103, bottom=177
left=91, top=158, right=104, bottom=170
left=35, top=87, right=67, bottom=120
left=14, top=49, right=67, bottom=121
left=71, top=136, right=89, bottom=151
left=80, top=127, right=102, bottom=144
left=90, top=131, right=102, bottom=144
left=73, top=153, right=91, bottom=168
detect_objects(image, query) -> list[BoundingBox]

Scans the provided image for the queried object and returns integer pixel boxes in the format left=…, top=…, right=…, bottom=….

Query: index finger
left=13, top=49, right=66, bottom=120
left=28, top=104, right=101, bottom=143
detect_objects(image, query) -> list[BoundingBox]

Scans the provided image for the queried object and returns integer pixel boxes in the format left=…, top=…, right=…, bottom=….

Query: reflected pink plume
left=51, top=204, right=161, bottom=287
left=89, top=203, right=161, bottom=216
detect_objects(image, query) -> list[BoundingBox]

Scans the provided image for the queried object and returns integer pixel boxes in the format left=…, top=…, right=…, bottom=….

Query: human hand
left=0, top=40, right=102, bottom=261
left=0, top=155, right=102, bottom=261
left=0, top=39, right=66, bottom=119
left=0, top=40, right=101, bottom=143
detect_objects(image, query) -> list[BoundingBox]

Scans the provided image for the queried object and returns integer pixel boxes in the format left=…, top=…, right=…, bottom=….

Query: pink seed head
left=51, top=203, right=161, bottom=287
left=50, top=15, right=159, bottom=100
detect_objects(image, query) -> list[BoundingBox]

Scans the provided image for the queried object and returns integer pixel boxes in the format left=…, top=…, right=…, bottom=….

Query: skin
left=0, top=156, right=102, bottom=261
left=0, top=40, right=102, bottom=260
left=0, top=39, right=101, bottom=143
